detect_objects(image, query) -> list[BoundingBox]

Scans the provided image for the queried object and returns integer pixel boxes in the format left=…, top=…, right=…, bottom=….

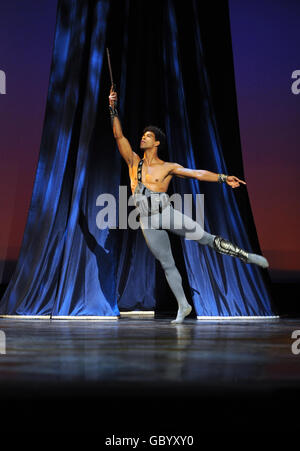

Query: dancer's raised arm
left=108, top=87, right=139, bottom=167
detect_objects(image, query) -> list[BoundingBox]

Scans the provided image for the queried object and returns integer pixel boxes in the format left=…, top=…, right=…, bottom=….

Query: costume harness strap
left=136, top=159, right=162, bottom=215
left=137, top=159, right=144, bottom=187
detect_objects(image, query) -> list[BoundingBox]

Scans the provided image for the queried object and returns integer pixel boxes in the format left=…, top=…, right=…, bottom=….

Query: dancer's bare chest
left=129, top=161, right=172, bottom=194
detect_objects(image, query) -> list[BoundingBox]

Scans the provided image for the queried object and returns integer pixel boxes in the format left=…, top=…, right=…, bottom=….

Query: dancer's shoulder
left=164, top=162, right=190, bottom=179
left=162, top=161, right=179, bottom=166
left=163, top=162, right=184, bottom=171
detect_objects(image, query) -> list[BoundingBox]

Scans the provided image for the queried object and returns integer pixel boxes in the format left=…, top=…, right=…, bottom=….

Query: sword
left=106, top=47, right=116, bottom=92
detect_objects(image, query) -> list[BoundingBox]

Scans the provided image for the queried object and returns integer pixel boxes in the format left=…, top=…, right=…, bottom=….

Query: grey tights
left=139, top=203, right=216, bottom=323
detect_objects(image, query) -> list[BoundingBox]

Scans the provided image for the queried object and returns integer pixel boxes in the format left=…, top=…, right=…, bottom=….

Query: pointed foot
left=247, top=253, right=269, bottom=268
left=171, top=304, right=192, bottom=324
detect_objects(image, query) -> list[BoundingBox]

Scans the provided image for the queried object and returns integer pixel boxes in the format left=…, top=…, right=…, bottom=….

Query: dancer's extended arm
left=169, top=164, right=246, bottom=189
left=109, top=87, right=139, bottom=167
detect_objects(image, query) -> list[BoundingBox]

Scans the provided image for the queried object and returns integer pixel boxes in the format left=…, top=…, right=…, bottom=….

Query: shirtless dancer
left=109, top=87, right=269, bottom=323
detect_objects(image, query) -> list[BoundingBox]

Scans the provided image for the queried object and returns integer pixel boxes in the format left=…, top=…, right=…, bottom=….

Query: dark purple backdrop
left=0, top=0, right=299, bottom=284
left=229, top=0, right=300, bottom=281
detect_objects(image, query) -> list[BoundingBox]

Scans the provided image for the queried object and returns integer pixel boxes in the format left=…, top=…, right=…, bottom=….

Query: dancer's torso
left=131, top=158, right=172, bottom=217
left=129, top=156, right=173, bottom=195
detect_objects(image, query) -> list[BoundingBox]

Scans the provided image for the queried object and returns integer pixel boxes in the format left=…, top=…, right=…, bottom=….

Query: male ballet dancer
left=108, top=87, right=269, bottom=323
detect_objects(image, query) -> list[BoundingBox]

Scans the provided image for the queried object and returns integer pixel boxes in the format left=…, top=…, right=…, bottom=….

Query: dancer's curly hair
left=142, top=125, right=166, bottom=151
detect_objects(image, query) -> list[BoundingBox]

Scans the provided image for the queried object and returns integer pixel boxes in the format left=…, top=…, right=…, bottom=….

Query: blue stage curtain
left=0, top=0, right=276, bottom=317
left=0, top=0, right=121, bottom=316
left=161, top=0, right=275, bottom=316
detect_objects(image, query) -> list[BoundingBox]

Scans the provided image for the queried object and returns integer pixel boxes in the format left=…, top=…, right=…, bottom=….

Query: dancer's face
left=140, top=131, right=160, bottom=150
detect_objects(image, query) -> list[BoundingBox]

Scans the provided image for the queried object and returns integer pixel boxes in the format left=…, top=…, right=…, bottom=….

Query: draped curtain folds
left=0, top=0, right=276, bottom=317
left=162, top=0, right=275, bottom=316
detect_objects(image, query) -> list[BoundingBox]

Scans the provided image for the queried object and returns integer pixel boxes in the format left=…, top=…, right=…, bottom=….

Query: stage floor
left=0, top=316, right=299, bottom=392
left=1, top=315, right=300, bottom=439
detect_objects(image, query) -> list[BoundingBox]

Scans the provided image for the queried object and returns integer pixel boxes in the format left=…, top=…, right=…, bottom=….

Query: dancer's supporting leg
left=139, top=219, right=192, bottom=324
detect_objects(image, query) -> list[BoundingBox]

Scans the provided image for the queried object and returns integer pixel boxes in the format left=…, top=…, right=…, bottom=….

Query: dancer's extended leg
left=139, top=221, right=192, bottom=324
left=154, top=204, right=269, bottom=268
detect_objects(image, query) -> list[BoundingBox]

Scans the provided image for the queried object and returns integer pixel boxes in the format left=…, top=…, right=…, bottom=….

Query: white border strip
left=0, top=315, right=51, bottom=319
left=197, top=315, right=280, bottom=320
left=119, top=311, right=155, bottom=316
left=0, top=315, right=118, bottom=320
left=51, top=316, right=118, bottom=320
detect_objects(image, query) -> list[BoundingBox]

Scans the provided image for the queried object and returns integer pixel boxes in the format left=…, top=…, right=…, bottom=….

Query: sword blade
left=106, top=47, right=114, bottom=87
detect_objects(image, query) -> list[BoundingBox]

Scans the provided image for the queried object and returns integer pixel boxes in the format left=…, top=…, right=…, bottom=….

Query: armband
left=218, top=173, right=228, bottom=183
left=109, top=101, right=118, bottom=127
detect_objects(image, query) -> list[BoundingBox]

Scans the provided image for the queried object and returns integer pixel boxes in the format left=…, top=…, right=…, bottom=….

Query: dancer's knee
left=160, top=256, right=182, bottom=281
left=168, top=208, right=206, bottom=241
left=160, top=255, right=176, bottom=272
left=197, top=231, right=216, bottom=247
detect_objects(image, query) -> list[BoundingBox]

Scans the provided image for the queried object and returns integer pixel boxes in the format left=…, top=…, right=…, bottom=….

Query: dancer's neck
left=143, top=149, right=160, bottom=166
